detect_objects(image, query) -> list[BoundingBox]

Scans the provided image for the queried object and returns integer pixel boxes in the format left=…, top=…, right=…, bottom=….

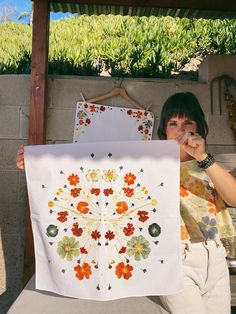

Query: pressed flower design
left=73, top=102, right=154, bottom=142
left=57, top=236, right=80, bottom=261
left=103, top=169, right=118, bottom=182
left=74, top=262, right=92, bottom=280
left=115, top=262, right=133, bottom=280
left=45, top=160, right=161, bottom=291
left=127, top=235, right=151, bottom=261
left=86, top=169, right=100, bottom=182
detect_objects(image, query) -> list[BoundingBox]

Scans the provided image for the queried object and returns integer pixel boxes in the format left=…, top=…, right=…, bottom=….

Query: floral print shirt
left=180, top=160, right=235, bottom=242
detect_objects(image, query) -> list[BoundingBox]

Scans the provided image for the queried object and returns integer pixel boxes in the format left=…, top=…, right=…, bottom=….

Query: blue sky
left=0, top=0, right=74, bottom=23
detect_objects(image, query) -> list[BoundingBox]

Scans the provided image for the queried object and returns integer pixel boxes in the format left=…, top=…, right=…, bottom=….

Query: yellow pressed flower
left=103, top=169, right=118, bottom=182
left=48, top=201, right=54, bottom=207
left=151, top=199, right=157, bottom=206
left=86, top=169, right=100, bottom=182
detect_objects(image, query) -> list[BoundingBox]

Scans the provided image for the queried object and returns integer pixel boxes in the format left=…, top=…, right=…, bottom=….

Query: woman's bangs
left=166, top=103, right=197, bottom=122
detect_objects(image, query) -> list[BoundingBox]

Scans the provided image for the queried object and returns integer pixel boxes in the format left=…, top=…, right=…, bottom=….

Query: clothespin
left=80, top=93, right=86, bottom=102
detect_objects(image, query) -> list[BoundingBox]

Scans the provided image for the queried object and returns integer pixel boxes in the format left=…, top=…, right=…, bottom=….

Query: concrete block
left=0, top=234, right=24, bottom=271
left=121, top=79, right=176, bottom=116
left=0, top=107, right=20, bottom=138
left=46, top=108, right=75, bottom=141
left=199, top=55, right=236, bottom=83
left=0, top=201, right=25, bottom=236
left=0, top=75, right=30, bottom=107
left=206, top=113, right=236, bottom=145
left=0, top=140, right=27, bottom=170
left=0, top=171, right=18, bottom=201
left=0, top=234, right=24, bottom=310
left=52, top=76, right=114, bottom=108
left=207, top=145, right=236, bottom=155
left=19, top=106, right=29, bottom=139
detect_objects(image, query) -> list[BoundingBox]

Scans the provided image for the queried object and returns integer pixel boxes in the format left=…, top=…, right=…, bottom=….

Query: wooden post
left=24, top=0, right=50, bottom=285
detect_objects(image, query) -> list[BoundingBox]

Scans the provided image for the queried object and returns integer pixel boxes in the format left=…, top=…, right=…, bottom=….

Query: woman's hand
left=176, top=132, right=207, bottom=161
left=16, top=145, right=25, bottom=170
left=176, top=132, right=236, bottom=206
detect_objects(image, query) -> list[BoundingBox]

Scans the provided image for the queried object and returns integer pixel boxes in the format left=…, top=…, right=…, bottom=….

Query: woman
left=16, top=92, right=236, bottom=313
left=157, top=92, right=236, bottom=314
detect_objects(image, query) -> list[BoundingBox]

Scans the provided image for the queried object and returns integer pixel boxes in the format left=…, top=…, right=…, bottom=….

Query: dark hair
left=157, top=92, right=208, bottom=139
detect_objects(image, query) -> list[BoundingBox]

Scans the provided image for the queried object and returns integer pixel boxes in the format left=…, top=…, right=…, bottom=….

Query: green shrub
left=0, top=16, right=235, bottom=77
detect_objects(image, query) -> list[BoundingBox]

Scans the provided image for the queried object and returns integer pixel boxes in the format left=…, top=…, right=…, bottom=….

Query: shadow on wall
left=0, top=168, right=27, bottom=314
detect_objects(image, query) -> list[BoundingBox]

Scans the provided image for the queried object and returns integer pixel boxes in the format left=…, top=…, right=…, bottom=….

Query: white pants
left=157, top=240, right=231, bottom=314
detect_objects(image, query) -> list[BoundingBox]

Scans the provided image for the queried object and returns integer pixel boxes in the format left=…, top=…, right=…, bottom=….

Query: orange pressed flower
left=137, top=210, right=149, bottom=223
left=80, top=247, right=88, bottom=254
left=48, top=201, right=54, bottom=207
left=91, top=230, right=101, bottom=240
left=77, top=202, right=89, bottom=214
left=57, top=211, right=68, bottom=223
left=67, top=173, right=80, bottom=186
left=103, top=188, right=113, bottom=196
left=181, top=225, right=190, bottom=240
left=136, top=111, right=143, bottom=119
left=89, top=105, right=96, bottom=112
left=90, top=188, right=100, bottom=196
left=123, top=187, right=134, bottom=197
left=116, top=201, right=128, bottom=214
left=71, top=222, right=83, bottom=237
left=119, top=246, right=127, bottom=254
left=70, top=188, right=81, bottom=198
left=180, top=185, right=189, bottom=197
left=74, top=262, right=92, bottom=280
left=115, top=262, right=133, bottom=280
left=123, top=223, right=135, bottom=236
left=124, top=173, right=136, bottom=185
left=105, top=230, right=115, bottom=241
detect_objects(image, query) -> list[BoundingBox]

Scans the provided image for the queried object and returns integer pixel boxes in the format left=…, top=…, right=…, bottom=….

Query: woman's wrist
left=196, top=153, right=208, bottom=162
left=197, top=153, right=215, bottom=169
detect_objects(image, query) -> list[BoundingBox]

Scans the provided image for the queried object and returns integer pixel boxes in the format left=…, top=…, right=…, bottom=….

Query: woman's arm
left=204, top=162, right=236, bottom=207
left=179, top=132, right=236, bottom=206
left=16, top=145, right=25, bottom=170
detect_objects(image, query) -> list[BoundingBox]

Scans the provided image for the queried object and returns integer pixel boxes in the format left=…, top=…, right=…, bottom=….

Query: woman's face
left=166, top=116, right=197, bottom=140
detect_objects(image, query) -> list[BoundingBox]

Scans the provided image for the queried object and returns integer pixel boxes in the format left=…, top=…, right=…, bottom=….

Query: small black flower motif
left=108, top=153, right=112, bottom=158
left=90, top=153, right=95, bottom=158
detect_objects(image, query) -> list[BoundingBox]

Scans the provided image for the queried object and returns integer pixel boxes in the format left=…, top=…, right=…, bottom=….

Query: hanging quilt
left=24, top=140, right=183, bottom=301
left=73, top=102, right=154, bottom=142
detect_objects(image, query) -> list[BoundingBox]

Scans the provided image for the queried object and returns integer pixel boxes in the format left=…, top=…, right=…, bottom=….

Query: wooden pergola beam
left=24, top=0, right=50, bottom=285
left=29, top=0, right=50, bottom=145
left=50, top=0, right=236, bottom=12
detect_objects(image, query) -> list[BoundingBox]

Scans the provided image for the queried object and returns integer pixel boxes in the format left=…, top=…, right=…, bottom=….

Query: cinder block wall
left=0, top=55, right=235, bottom=313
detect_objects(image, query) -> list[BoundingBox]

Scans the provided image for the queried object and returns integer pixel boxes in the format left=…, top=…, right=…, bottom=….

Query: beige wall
left=0, top=55, right=236, bottom=313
